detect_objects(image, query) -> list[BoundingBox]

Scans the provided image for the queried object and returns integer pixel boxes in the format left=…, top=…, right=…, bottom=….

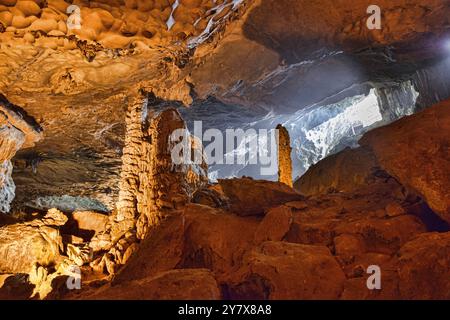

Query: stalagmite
left=90, top=92, right=208, bottom=274
left=276, top=124, right=293, bottom=187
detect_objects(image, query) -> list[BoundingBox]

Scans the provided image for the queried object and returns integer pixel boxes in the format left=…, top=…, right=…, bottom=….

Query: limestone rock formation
left=218, top=177, right=303, bottom=216
left=360, top=100, right=450, bottom=223
left=397, top=232, right=450, bottom=299
left=89, top=104, right=208, bottom=275
left=276, top=124, right=293, bottom=187
left=80, top=269, right=222, bottom=300
left=228, top=241, right=346, bottom=300
left=114, top=99, right=207, bottom=242
left=0, top=208, right=66, bottom=274
left=294, top=146, right=381, bottom=196
left=0, top=0, right=450, bottom=302
left=0, top=94, right=42, bottom=213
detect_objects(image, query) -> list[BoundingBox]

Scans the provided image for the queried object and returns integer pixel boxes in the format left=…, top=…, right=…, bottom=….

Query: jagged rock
left=360, top=100, right=450, bottom=223
left=276, top=124, right=293, bottom=187
left=0, top=209, right=66, bottom=273
left=0, top=94, right=42, bottom=213
left=218, top=177, right=303, bottom=216
left=294, top=147, right=381, bottom=196
left=67, top=243, right=93, bottom=267
left=228, top=241, right=345, bottom=300
left=397, top=232, right=450, bottom=299
left=82, top=269, right=221, bottom=300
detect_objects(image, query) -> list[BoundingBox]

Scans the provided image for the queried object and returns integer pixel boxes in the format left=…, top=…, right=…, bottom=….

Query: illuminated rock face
left=294, top=146, right=380, bottom=196
left=276, top=124, right=292, bottom=187
left=0, top=208, right=67, bottom=274
left=360, top=99, right=450, bottom=224
left=0, top=0, right=449, bottom=301
left=89, top=99, right=207, bottom=274
left=114, top=95, right=208, bottom=240
left=0, top=95, right=42, bottom=213
left=0, top=0, right=245, bottom=50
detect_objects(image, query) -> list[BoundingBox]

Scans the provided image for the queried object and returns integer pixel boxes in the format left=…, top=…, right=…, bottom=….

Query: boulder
left=180, top=204, right=259, bottom=282
left=228, top=241, right=345, bottom=300
left=62, top=211, right=109, bottom=241
left=0, top=209, right=66, bottom=273
left=218, top=177, right=303, bottom=216
left=360, top=100, right=450, bottom=223
left=397, top=232, right=450, bottom=299
left=254, top=205, right=293, bottom=243
left=111, top=212, right=186, bottom=284
left=83, top=269, right=221, bottom=300
left=335, top=215, right=427, bottom=255
left=294, top=147, right=381, bottom=196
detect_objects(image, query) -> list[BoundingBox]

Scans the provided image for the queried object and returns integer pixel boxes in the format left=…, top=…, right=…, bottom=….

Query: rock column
left=91, top=93, right=208, bottom=274
left=276, top=124, right=293, bottom=187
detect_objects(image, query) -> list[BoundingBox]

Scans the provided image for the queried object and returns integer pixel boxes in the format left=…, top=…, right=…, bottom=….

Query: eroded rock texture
left=360, top=99, right=450, bottom=224
left=0, top=94, right=42, bottom=213
left=88, top=100, right=207, bottom=274
left=294, top=146, right=381, bottom=196
left=276, top=124, right=292, bottom=187
left=115, top=96, right=207, bottom=241
left=0, top=209, right=66, bottom=274
left=0, top=0, right=449, bottom=302
left=61, top=100, right=449, bottom=301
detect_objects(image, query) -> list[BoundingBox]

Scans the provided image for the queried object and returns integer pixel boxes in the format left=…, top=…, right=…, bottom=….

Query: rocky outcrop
left=228, top=241, right=346, bottom=300
left=276, top=124, right=293, bottom=187
left=294, top=147, right=381, bottom=196
left=397, top=232, right=450, bottom=299
left=60, top=210, right=109, bottom=243
left=360, top=100, right=450, bottom=223
left=0, top=94, right=42, bottom=213
left=218, top=177, right=303, bottom=216
left=179, top=204, right=259, bottom=282
left=0, top=209, right=66, bottom=274
left=80, top=269, right=222, bottom=300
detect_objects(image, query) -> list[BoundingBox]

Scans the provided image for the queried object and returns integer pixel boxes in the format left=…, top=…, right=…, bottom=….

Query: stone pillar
left=91, top=93, right=207, bottom=274
left=276, top=124, right=293, bottom=187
